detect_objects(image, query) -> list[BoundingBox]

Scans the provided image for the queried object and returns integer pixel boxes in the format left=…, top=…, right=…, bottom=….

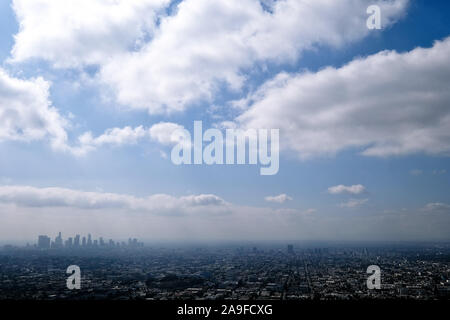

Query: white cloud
left=64, top=122, right=186, bottom=156
left=422, top=202, right=450, bottom=212
left=339, top=198, right=369, bottom=208
left=101, top=0, right=408, bottom=114
left=181, top=194, right=226, bottom=206
left=0, top=68, right=70, bottom=151
left=11, top=0, right=408, bottom=114
left=0, top=68, right=159, bottom=156
left=0, top=185, right=229, bottom=215
left=265, top=193, right=293, bottom=203
left=149, top=122, right=186, bottom=145
left=10, top=0, right=170, bottom=68
left=81, top=126, right=148, bottom=146
left=237, top=37, right=450, bottom=159
left=73, top=126, right=149, bottom=156
left=328, top=184, right=366, bottom=195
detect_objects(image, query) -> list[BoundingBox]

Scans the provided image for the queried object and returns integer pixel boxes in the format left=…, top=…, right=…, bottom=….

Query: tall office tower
left=38, top=235, right=51, bottom=249
left=65, top=237, right=73, bottom=247
left=74, top=234, right=80, bottom=247
left=109, top=239, right=114, bottom=247
left=54, top=232, right=63, bottom=248
left=82, top=236, right=86, bottom=247
left=287, top=244, right=294, bottom=254
left=87, top=234, right=92, bottom=247
left=99, top=237, right=105, bottom=246
left=128, top=238, right=132, bottom=246
left=93, top=239, right=98, bottom=246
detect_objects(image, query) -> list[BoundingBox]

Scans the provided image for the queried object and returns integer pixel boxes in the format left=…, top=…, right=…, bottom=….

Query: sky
left=0, top=0, right=449, bottom=243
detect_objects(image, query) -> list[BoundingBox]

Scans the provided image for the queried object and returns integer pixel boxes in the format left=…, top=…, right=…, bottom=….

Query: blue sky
left=0, top=0, right=449, bottom=242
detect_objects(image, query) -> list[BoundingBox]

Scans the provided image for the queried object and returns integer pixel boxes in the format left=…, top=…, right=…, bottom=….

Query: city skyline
left=36, top=232, right=144, bottom=249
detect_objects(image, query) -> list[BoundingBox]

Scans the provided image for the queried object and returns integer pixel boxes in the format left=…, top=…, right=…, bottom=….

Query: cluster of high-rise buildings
left=37, top=233, right=143, bottom=249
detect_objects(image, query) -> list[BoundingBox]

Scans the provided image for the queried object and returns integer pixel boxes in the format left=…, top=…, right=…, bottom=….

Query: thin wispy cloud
left=339, top=198, right=369, bottom=208
left=328, top=185, right=366, bottom=195
left=0, top=185, right=229, bottom=216
left=265, top=194, right=293, bottom=203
